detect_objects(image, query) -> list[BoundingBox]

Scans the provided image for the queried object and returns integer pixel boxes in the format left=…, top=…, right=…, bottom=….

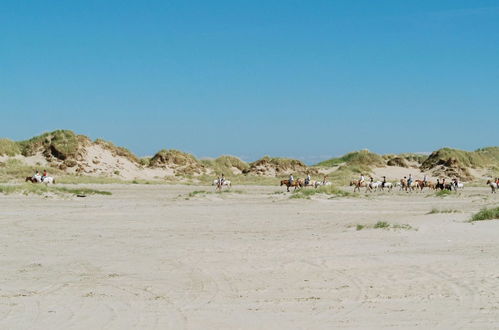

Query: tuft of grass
left=0, top=184, right=111, bottom=196
left=391, top=223, right=415, bottom=230
left=290, top=185, right=357, bottom=199
left=427, top=208, right=460, bottom=214
left=355, top=221, right=415, bottom=231
left=290, top=193, right=311, bottom=199
left=374, top=221, right=390, bottom=229
left=435, top=190, right=454, bottom=197
left=188, top=190, right=207, bottom=197
left=470, top=207, right=499, bottom=222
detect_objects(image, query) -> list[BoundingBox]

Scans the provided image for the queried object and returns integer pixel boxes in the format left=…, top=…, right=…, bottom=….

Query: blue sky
left=1, top=1, right=498, bottom=163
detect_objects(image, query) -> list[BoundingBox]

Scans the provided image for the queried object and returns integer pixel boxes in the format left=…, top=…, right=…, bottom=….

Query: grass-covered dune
left=0, top=183, right=111, bottom=196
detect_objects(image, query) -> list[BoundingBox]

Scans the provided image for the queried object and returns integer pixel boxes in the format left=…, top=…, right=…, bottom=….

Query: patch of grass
left=391, top=223, right=415, bottom=230
left=0, top=158, right=65, bottom=183
left=201, top=155, right=249, bottom=175
left=188, top=190, right=208, bottom=197
left=0, top=184, right=111, bottom=196
left=427, top=208, right=460, bottom=214
left=355, top=221, right=415, bottom=231
left=374, top=221, right=390, bottom=229
left=290, top=192, right=311, bottom=199
left=18, top=130, right=82, bottom=159
left=290, top=185, right=357, bottom=199
left=0, top=139, right=21, bottom=156
left=435, top=190, right=454, bottom=197
left=470, top=207, right=499, bottom=222
left=316, top=149, right=385, bottom=168
left=56, top=175, right=125, bottom=184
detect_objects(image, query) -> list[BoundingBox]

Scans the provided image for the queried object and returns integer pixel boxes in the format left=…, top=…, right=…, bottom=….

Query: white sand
left=1, top=185, right=498, bottom=329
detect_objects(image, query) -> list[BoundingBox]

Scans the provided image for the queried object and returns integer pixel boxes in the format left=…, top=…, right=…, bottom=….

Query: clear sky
left=2, top=1, right=498, bottom=163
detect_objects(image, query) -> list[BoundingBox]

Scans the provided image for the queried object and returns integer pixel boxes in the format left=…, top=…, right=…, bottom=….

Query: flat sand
left=1, top=184, right=498, bottom=329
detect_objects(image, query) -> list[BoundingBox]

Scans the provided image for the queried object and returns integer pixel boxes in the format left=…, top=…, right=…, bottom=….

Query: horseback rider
left=41, top=169, right=47, bottom=182
left=359, top=174, right=365, bottom=184
left=323, top=175, right=328, bottom=185
left=407, top=174, right=413, bottom=187
left=423, top=174, right=428, bottom=185
left=305, top=173, right=311, bottom=186
left=220, top=173, right=225, bottom=186
left=289, top=173, right=294, bottom=185
left=382, top=176, right=387, bottom=188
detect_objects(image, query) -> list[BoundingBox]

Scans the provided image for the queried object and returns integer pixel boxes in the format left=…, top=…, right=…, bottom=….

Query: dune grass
left=200, top=155, right=249, bottom=175
left=356, top=221, right=415, bottom=231
left=469, top=207, right=499, bottom=222
left=0, top=139, right=21, bottom=156
left=290, top=185, right=357, bottom=199
left=427, top=208, right=461, bottom=214
left=0, top=184, right=111, bottom=196
left=435, top=190, right=455, bottom=197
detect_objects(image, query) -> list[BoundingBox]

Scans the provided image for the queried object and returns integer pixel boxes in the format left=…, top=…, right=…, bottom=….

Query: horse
left=379, top=182, right=393, bottom=191
left=399, top=179, right=409, bottom=191
left=414, top=180, right=426, bottom=191
left=351, top=180, right=367, bottom=193
left=425, top=181, right=436, bottom=190
left=25, top=175, right=55, bottom=184
left=25, top=176, right=37, bottom=183
left=42, top=177, right=55, bottom=184
left=303, top=180, right=316, bottom=188
left=314, top=181, right=331, bottom=188
left=365, top=181, right=381, bottom=192
left=214, top=179, right=231, bottom=190
left=486, top=180, right=497, bottom=193
left=280, top=179, right=303, bottom=192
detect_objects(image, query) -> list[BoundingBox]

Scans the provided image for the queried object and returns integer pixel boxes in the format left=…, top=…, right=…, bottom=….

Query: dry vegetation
left=1, top=130, right=499, bottom=185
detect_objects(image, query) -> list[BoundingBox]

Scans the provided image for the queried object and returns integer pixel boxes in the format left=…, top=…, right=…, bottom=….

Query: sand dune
left=1, top=184, right=498, bottom=329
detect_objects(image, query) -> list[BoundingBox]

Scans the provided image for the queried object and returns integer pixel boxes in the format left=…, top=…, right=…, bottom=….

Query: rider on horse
left=305, top=173, right=311, bottom=186
left=289, top=174, right=294, bottom=185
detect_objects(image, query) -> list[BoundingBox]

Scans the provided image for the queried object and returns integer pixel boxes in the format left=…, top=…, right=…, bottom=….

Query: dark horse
left=25, top=176, right=37, bottom=183
left=280, top=179, right=303, bottom=192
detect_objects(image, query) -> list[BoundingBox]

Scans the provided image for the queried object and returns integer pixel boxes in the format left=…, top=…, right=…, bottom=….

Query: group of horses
left=349, top=178, right=465, bottom=193
left=280, top=179, right=331, bottom=192
left=25, top=174, right=55, bottom=184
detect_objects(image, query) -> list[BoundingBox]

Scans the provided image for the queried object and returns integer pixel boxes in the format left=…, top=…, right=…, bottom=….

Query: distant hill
left=1, top=130, right=498, bottom=182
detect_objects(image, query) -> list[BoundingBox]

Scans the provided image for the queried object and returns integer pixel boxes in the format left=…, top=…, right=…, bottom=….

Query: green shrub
left=470, top=207, right=499, bottom=222
left=374, top=221, right=390, bottom=229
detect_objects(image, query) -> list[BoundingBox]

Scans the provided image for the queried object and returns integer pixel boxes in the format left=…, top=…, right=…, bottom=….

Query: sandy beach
left=1, top=184, right=498, bottom=329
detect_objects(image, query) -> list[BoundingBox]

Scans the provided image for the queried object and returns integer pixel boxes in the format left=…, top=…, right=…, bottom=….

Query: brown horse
left=25, top=176, right=37, bottom=183
left=280, top=179, right=303, bottom=192
left=414, top=180, right=425, bottom=191
left=425, top=181, right=436, bottom=190
left=350, top=179, right=367, bottom=192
